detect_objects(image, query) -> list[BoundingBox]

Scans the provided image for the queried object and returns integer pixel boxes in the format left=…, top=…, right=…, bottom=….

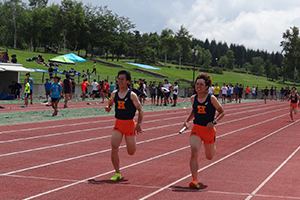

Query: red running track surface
left=1, top=100, right=300, bottom=200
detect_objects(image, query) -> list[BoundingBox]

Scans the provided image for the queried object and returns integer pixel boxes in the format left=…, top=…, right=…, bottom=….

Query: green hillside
left=5, top=48, right=299, bottom=90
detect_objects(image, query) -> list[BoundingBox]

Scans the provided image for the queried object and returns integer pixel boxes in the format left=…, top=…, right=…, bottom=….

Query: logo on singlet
left=117, top=101, right=126, bottom=109
left=197, top=105, right=206, bottom=114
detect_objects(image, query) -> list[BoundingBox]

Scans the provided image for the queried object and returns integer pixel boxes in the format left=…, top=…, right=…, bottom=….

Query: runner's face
left=118, top=74, right=129, bottom=88
left=195, top=79, right=207, bottom=93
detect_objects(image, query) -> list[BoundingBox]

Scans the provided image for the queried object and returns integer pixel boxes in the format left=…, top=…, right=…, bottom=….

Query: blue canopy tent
left=63, top=53, right=86, bottom=62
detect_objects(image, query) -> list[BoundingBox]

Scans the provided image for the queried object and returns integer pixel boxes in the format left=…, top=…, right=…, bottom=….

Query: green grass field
left=4, top=48, right=300, bottom=90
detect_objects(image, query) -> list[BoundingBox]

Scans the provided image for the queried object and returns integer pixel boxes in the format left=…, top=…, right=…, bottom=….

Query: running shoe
left=21, top=105, right=27, bottom=108
left=110, top=173, right=122, bottom=181
left=52, top=112, right=57, bottom=117
left=64, top=105, right=68, bottom=108
left=189, top=179, right=200, bottom=189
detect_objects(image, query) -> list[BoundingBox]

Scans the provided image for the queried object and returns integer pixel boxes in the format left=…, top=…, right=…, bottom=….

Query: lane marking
left=0, top=108, right=286, bottom=157
left=139, top=119, right=300, bottom=200
left=245, top=145, right=300, bottom=200
left=0, top=101, right=277, bottom=135
left=0, top=105, right=285, bottom=144
left=18, top=114, right=290, bottom=199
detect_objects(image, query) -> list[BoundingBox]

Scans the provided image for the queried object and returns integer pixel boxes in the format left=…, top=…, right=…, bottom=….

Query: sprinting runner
left=50, top=76, right=62, bottom=116
left=288, top=87, right=300, bottom=122
left=105, top=70, right=144, bottom=181
left=182, top=72, right=225, bottom=189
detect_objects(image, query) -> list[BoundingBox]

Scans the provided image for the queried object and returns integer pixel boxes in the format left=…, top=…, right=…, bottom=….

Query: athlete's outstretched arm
left=183, top=95, right=195, bottom=128
left=131, top=92, right=144, bottom=134
left=105, top=91, right=115, bottom=113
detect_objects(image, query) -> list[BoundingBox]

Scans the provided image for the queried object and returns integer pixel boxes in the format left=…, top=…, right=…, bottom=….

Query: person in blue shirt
left=44, top=78, right=52, bottom=101
left=109, top=81, right=115, bottom=98
left=234, top=83, right=239, bottom=103
left=50, top=76, right=62, bottom=116
left=25, top=73, right=34, bottom=105
left=227, top=85, right=232, bottom=103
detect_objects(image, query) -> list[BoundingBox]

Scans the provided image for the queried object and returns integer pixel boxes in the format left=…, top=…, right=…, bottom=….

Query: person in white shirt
left=172, top=82, right=178, bottom=107
left=163, top=79, right=171, bottom=105
left=230, top=84, right=234, bottom=101
left=252, top=86, right=256, bottom=99
left=91, top=79, right=99, bottom=100
left=208, top=84, right=214, bottom=94
left=221, top=83, right=228, bottom=104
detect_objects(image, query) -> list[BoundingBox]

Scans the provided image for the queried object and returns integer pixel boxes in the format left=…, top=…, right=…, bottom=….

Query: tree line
left=0, top=0, right=298, bottom=83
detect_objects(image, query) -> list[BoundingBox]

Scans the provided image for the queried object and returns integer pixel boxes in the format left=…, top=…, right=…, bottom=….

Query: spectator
left=163, top=79, right=171, bottom=105
left=270, top=86, right=274, bottom=100
left=21, top=79, right=30, bottom=108
left=102, top=79, right=110, bottom=103
left=81, top=78, right=89, bottom=101
left=109, top=81, right=115, bottom=98
left=11, top=54, right=17, bottom=63
left=24, top=73, right=34, bottom=105
left=50, top=76, right=62, bottom=116
left=263, top=86, right=269, bottom=104
left=150, top=81, right=157, bottom=105
left=91, top=61, right=97, bottom=75
left=234, top=83, right=239, bottom=102
left=48, top=64, right=54, bottom=80
left=213, top=83, right=220, bottom=100
left=70, top=78, right=76, bottom=99
left=245, top=86, right=250, bottom=99
left=238, top=84, right=243, bottom=103
left=251, top=86, right=256, bottom=99
left=44, top=78, right=52, bottom=101
left=62, top=74, right=72, bottom=108
left=12, top=81, right=22, bottom=100
left=91, top=79, right=99, bottom=100
left=157, top=82, right=164, bottom=106
left=221, top=83, right=227, bottom=104
left=172, top=81, right=178, bottom=107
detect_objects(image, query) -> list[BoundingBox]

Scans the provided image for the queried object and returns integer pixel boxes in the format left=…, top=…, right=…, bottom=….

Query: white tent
left=0, top=63, right=34, bottom=94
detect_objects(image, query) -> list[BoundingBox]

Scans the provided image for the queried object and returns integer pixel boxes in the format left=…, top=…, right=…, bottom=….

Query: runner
left=251, top=86, right=256, bottom=99
left=182, top=72, right=225, bottom=189
left=234, top=83, right=239, bottom=102
left=287, top=87, right=300, bottom=122
left=91, top=79, right=99, bottom=100
left=105, top=70, right=144, bottom=181
left=62, top=74, right=71, bottom=108
left=50, top=76, right=62, bottom=116
left=81, top=78, right=89, bottom=101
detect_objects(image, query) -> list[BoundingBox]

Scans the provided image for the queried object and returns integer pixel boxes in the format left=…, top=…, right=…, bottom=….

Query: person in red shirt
left=102, top=79, right=110, bottom=103
left=245, top=86, right=250, bottom=99
left=81, top=78, right=89, bottom=101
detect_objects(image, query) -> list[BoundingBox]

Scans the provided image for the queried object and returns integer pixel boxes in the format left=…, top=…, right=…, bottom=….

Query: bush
left=212, top=67, right=223, bottom=74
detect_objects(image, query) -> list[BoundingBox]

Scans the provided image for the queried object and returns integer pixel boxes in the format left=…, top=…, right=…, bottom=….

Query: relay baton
left=179, top=124, right=189, bottom=134
left=108, top=98, right=112, bottom=107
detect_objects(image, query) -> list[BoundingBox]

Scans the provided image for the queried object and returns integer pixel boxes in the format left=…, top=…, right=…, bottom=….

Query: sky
left=48, top=0, right=300, bottom=53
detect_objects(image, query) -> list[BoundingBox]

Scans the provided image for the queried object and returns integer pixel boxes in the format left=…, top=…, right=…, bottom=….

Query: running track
left=1, top=100, right=300, bottom=200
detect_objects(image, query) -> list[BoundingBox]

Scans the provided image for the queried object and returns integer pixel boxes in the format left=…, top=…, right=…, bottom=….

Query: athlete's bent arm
left=183, top=95, right=195, bottom=128
left=131, top=92, right=144, bottom=134
left=105, top=91, right=115, bottom=113
left=208, top=95, right=225, bottom=130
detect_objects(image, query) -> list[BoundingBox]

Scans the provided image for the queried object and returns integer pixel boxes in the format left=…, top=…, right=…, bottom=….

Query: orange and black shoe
left=189, top=178, right=200, bottom=189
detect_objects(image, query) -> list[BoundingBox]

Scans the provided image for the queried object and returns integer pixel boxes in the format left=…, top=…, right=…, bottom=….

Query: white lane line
left=139, top=119, right=300, bottom=200
left=22, top=146, right=188, bottom=200
left=0, top=108, right=286, bottom=157
left=0, top=104, right=285, bottom=144
left=19, top=114, right=290, bottom=199
left=245, top=145, right=300, bottom=200
left=0, top=115, right=185, bottom=144
left=0, top=110, right=187, bottom=135
left=0, top=101, right=275, bottom=135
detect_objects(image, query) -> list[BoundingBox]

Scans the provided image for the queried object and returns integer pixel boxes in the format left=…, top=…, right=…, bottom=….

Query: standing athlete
left=182, top=72, right=225, bottom=189
left=105, top=70, right=144, bottom=181
left=288, top=87, right=300, bottom=122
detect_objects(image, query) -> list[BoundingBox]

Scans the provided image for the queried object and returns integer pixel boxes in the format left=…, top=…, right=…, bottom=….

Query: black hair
left=118, top=70, right=131, bottom=81
left=195, top=72, right=212, bottom=87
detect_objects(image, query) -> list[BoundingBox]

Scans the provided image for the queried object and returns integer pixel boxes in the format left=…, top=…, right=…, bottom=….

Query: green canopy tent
left=48, top=55, right=75, bottom=65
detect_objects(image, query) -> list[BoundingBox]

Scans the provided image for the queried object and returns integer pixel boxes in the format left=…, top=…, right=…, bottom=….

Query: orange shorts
left=290, top=103, right=298, bottom=109
left=113, top=119, right=136, bottom=136
left=190, top=124, right=216, bottom=144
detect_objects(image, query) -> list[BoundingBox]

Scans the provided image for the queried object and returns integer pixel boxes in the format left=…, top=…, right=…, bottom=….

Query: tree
left=269, top=64, right=279, bottom=81
left=160, top=28, right=176, bottom=67
left=251, top=57, right=264, bottom=76
left=264, top=59, right=272, bottom=79
left=175, top=25, right=192, bottom=62
left=218, top=56, right=228, bottom=68
left=226, top=50, right=235, bottom=69
left=280, top=26, right=300, bottom=84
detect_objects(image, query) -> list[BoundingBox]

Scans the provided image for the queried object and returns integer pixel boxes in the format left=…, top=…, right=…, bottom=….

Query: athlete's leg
left=64, top=93, right=69, bottom=106
left=190, top=136, right=202, bottom=181
left=203, top=143, right=216, bottom=160
left=111, top=131, right=123, bottom=173
left=294, top=107, right=297, bottom=115
left=290, top=106, right=294, bottom=121
left=125, top=135, right=137, bottom=155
